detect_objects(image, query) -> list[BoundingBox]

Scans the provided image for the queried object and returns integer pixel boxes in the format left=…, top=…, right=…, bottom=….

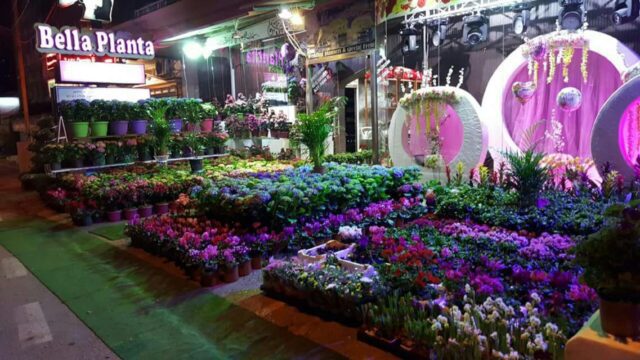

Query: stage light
left=430, top=20, right=448, bottom=47
left=278, top=8, right=293, bottom=20
left=400, top=25, right=419, bottom=55
left=513, top=9, right=530, bottom=34
left=462, top=15, right=488, bottom=46
left=559, top=0, right=584, bottom=30
left=183, top=41, right=204, bottom=60
left=612, top=0, right=639, bottom=24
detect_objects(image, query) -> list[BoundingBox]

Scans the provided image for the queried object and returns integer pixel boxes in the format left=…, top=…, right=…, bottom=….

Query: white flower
left=437, top=315, right=449, bottom=326
left=465, top=284, right=472, bottom=293
left=530, top=292, right=541, bottom=304
left=432, top=322, right=443, bottom=331
left=529, top=316, right=541, bottom=327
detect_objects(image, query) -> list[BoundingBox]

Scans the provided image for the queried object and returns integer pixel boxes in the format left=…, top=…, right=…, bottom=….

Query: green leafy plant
left=291, top=97, right=346, bottom=172
left=503, top=150, right=549, bottom=207
left=184, top=133, right=205, bottom=157
left=576, top=201, right=640, bottom=303
left=147, top=100, right=171, bottom=156
left=178, top=98, right=204, bottom=126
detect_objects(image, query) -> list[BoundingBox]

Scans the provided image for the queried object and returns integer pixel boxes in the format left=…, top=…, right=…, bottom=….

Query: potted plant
left=166, top=99, right=184, bottom=133
left=207, top=131, right=228, bottom=155
left=179, top=98, right=204, bottom=132
left=291, top=96, right=346, bottom=173
left=87, top=141, right=106, bottom=166
left=272, top=110, right=290, bottom=138
left=146, top=100, right=171, bottom=163
left=201, top=103, right=218, bottom=133
left=109, top=101, right=130, bottom=136
left=66, top=142, right=87, bottom=168
left=105, top=141, right=120, bottom=164
left=169, top=136, right=184, bottom=158
left=576, top=201, right=640, bottom=338
left=220, top=249, right=239, bottom=283
left=101, top=188, right=123, bottom=222
left=69, top=200, right=96, bottom=227
left=184, top=133, right=205, bottom=173
left=42, top=143, right=65, bottom=170
left=89, top=100, right=110, bottom=137
left=129, top=101, right=149, bottom=135
left=61, top=100, right=91, bottom=138
left=121, top=138, right=138, bottom=163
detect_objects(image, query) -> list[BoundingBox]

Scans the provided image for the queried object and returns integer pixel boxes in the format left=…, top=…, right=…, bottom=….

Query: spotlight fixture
left=559, top=0, right=584, bottom=30
left=183, top=41, right=204, bottom=60
left=513, top=9, right=530, bottom=34
left=400, top=25, right=419, bottom=55
left=278, top=8, right=293, bottom=20
left=612, top=0, right=639, bottom=24
left=462, top=15, right=488, bottom=46
left=430, top=19, right=448, bottom=47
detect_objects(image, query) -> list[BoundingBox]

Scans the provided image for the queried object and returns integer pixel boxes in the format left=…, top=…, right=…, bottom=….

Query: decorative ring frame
left=591, top=75, right=640, bottom=180
left=388, top=86, right=488, bottom=179
left=481, top=30, right=639, bottom=163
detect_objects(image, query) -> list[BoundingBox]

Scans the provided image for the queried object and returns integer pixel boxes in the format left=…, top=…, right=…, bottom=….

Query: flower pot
left=251, top=256, right=264, bottom=269
left=72, top=214, right=93, bottom=227
left=169, top=119, right=183, bottom=133
left=106, top=210, right=122, bottom=222
left=71, top=122, right=90, bottom=138
left=93, top=154, right=106, bottom=167
left=154, top=203, right=169, bottom=215
left=204, top=148, right=213, bottom=155
left=189, top=158, right=203, bottom=173
left=600, top=298, right=640, bottom=338
left=129, top=120, right=148, bottom=135
left=91, top=121, right=109, bottom=137
left=223, top=265, right=239, bottom=283
left=279, top=130, right=290, bottom=139
left=201, top=119, right=214, bottom=133
left=138, top=205, right=153, bottom=218
left=186, top=123, right=199, bottom=132
left=73, top=159, right=84, bottom=168
left=251, top=130, right=260, bottom=138
left=200, top=271, right=219, bottom=287
left=154, top=155, right=169, bottom=164
left=50, top=162, right=61, bottom=171
left=138, top=151, right=152, bottom=162
left=110, top=120, right=129, bottom=136
left=239, top=260, right=252, bottom=277
left=123, top=208, right=138, bottom=220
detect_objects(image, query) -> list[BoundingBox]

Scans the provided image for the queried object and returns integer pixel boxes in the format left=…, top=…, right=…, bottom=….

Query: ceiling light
left=559, top=0, right=584, bottom=30
left=183, top=41, right=204, bottom=60
left=400, top=26, right=419, bottom=55
left=513, top=9, right=530, bottom=34
left=462, top=15, right=488, bottom=46
left=290, top=12, right=304, bottom=26
left=279, top=8, right=293, bottom=20
left=612, top=0, right=639, bottom=24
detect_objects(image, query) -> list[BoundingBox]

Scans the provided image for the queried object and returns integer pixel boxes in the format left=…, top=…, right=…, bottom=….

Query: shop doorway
left=344, top=87, right=357, bottom=153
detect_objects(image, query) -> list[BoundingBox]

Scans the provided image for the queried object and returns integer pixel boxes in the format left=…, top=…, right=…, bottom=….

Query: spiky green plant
left=503, top=149, right=549, bottom=207
left=291, top=97, right=346, bottom=172
left=146, top=100, right=171, bottom=155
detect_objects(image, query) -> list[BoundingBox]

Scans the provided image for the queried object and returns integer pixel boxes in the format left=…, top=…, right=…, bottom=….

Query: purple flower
left=536, top=197, right=550, bottom=209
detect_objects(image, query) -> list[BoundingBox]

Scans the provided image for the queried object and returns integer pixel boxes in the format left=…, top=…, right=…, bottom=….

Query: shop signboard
left=305, top=0, right=376, bottom=62
left=59, top=0, right=115, bottom=23
left=34, top=23, right=155, bottom=60
left=54, top=87, right=150, bottom=103
left=375, top=0, right=463, bottom=23
left=205, top=17, right=300, bottom=52
left=58, top=60, right=146, bottom=85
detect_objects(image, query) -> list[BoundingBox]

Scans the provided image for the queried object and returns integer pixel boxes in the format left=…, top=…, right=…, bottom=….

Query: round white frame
left=481, top=30, right=639, bottom=162
left=388, top=86, right=488, bottom=179
left=592, top=76, right=640, bottom=180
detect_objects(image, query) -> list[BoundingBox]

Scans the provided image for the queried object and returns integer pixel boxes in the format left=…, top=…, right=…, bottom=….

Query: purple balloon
left=531, top=43, right=547, bottom=61
left=512, top=81, right=536, bottom=104
left=556, top=87, right=582, bottom=112
left=281, top=43, right=296, bottom=62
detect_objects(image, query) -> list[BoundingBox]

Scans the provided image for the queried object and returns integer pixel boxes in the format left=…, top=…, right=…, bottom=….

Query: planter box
left=297, top=241, right=354, bottom=265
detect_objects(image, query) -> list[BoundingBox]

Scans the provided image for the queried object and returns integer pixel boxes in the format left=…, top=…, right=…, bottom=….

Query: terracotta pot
left=238, top=260, right=252, bottom=277
left=600, top=298, right=640, bottom=338
left=154, top=203, right=169, bottom=215
left=223, top=265, right=239, bottom=283
left=251, top=256, right=263, bottom=269
left=123, top=208, right=138, bottom=220
left=200, top=271, right=218, bottom=287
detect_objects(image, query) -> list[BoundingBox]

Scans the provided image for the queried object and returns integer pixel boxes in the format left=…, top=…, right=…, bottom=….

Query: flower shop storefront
left=18, top=0, right=640, bottom=358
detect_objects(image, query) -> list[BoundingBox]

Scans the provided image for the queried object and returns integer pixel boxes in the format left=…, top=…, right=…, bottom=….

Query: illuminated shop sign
left=34, top=23, right=155, bottom=60
left=245, top=49, right=285, bottom=66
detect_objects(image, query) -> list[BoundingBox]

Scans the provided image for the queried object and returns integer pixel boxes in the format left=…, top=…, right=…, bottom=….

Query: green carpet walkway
left=0, top=219, right=341, bottom=359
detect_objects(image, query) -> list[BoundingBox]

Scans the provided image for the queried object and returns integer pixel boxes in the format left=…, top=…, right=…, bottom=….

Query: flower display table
left=565, top=311, right=640, bottom=360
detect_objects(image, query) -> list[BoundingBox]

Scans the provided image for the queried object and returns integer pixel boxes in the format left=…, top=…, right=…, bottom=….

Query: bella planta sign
left=34, top=23, right=155, bottom=59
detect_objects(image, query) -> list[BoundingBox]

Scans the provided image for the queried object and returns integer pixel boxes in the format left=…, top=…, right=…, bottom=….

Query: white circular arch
left=389, top=86, right=488, bottom=180
left=592, top=76, right=640, bottom=180
left=481, top=30, right=640, bottom=163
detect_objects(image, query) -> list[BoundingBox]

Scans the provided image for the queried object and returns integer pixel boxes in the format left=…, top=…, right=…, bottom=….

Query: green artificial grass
left=0, top=219, right=341, bottom=359
left=89, top=223, right=126, bottom=241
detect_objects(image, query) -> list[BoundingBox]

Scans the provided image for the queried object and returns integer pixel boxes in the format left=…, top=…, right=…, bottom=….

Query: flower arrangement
left=522, top=30, right=589, bottom=84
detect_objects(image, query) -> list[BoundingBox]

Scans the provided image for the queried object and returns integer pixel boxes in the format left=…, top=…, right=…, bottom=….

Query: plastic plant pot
left=91, top=121, right=109, bottom=137
left=71, top=122, right=90, bottom=138
left=129, top=120, right=148, bottom=135
left=106, top=210, right=122, bottom=222
left=169, top=119, right=183, bottom=133
left=110, top=120, right=129, bottom=136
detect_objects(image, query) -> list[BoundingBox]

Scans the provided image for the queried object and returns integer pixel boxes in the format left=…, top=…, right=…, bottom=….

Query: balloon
left=530, top=43, right=547, bottom=61
left=280, top=43, right=296, bottom=62
left=512, top=81, right=536, bottom=104
left=556, top=87, right=582, bottom=112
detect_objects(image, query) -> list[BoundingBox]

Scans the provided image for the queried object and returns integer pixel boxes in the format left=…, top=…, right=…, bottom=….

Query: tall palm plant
left=146, top=100, right=171, bottom=156
left=292, top=97, right=346, bottom=172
